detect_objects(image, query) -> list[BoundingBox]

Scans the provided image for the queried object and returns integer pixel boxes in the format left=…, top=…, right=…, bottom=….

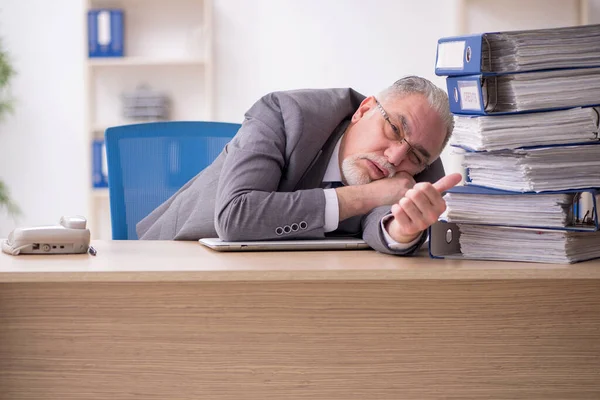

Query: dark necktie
left=322, top=181, right=344, bottom=189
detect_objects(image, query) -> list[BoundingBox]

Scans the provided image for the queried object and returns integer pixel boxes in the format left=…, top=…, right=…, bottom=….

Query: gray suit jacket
left=136, top=88, right=445, bottom=255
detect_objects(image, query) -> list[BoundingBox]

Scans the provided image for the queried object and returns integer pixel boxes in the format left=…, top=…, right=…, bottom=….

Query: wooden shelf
left=88, top=57, right=205, bottom=68
left=92, top=188, right=109, bottom=199
left=92, top=121, right=166, bottom=134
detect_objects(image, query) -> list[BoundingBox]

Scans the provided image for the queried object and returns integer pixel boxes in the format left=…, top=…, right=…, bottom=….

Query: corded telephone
left=1, top=216, right=92, bottom=256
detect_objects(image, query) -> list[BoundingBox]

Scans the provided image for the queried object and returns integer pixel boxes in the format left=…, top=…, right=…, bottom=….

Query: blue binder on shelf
left=92, top=139, right=108, bottom=188
left=88, top=9, right=124, bottom=58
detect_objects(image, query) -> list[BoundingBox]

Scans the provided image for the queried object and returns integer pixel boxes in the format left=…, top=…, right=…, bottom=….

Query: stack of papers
left=463, top=144, right=600, bottom=191
left=483, top=24, right=600, bottom=73
left=442, top=192, right=574, bottom=228
left=451, top=107, right=599, bottom=151
left=489, top=67, right=600, bottom=113
left=458, top=225, right=600, bottom=264
left=433, top=24, right=600, bottom=264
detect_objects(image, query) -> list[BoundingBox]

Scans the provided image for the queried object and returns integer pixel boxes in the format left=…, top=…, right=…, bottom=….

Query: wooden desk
left=1, top=241, right=599, bottom=399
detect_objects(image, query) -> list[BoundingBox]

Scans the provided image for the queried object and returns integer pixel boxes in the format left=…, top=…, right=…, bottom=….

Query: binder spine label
left=458, top=80, right=482, bottom=111
left=436, top=41, right=466, bottom=70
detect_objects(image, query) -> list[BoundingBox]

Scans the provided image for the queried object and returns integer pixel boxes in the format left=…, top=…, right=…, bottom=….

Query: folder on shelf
left=428, top=221, right=600, bottom=264
left=92, top=139, right=108, bottom=188
left=88, top=9, right=124, bottom=58
left=440, top=186, right=599, bottom=232
left=446, top=68, right=600, bottom=115
left=435, top=24, right=600, bottom=76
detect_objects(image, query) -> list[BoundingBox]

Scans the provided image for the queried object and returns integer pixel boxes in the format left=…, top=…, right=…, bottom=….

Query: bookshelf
left=88, top=57, right=206, bottom=67
left=84, top=0, right=214, bottom=239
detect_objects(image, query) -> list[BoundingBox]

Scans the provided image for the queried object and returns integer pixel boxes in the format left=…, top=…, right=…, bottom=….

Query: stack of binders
left=429, top=24, right=600, bottom=264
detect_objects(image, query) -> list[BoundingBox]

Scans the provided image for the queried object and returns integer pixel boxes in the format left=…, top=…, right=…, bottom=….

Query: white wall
left=212, top=0, right=458, bottom=200
left=464, top=0, right=581, bottom=33
left=0, top=0, right=596, bottom=237
left=0, top=1, right=87, bottom=236
left=213, top=0, right=455, bottom=121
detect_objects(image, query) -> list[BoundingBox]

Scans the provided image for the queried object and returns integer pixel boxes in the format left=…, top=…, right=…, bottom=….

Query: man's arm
left=361, top=205, right=428, bottom=255
left=336, top=160, right=455, bottom=256
left=359, top=173, right=462, bottom=256
left=334, top=171, right=417, bottom=221
left=327, top=169, right=421, bottom=255
left=214, top=93, right=328, bottom=241
left=385, top=173, right=463, bottom=243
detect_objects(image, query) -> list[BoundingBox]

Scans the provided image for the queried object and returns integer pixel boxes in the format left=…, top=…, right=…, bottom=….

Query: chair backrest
left=105, top=121, right=241, bottom=240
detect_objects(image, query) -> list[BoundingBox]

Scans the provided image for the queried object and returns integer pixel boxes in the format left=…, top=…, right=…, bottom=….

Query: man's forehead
left=386, top=96, right=429, bottom=133
left=386, top=93, right=430, bottom=115
left=386, top=94, right=445, bottom=155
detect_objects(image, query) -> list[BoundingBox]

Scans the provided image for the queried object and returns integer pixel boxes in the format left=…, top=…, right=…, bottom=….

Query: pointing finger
left=432, top=173, right=462, bottom=193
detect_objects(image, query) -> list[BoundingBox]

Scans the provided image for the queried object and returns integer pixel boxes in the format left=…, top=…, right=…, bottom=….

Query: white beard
left=341, top=153, right=395, bottom=186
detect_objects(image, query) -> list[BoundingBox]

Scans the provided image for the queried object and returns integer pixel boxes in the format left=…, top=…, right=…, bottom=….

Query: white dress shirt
left=321, top=136, right=421, bottom=250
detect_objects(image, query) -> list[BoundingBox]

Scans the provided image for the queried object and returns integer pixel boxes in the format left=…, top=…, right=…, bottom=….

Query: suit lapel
left=293, top=118, right=350, bottom=191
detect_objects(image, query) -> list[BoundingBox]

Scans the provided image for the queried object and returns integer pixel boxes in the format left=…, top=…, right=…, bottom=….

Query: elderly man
left=137, top=75, right=462, bottom=255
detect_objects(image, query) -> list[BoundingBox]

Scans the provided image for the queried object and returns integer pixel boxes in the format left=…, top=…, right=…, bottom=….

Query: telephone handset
left=1, top=216, right=92, bottom=256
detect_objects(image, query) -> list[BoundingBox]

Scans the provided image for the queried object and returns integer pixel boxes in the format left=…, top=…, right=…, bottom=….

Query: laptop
left=198, top=237, right=370, bottom=252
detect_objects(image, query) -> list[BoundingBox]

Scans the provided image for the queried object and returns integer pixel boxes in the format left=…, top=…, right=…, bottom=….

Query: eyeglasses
left=374, top=97, right=428, bottom=168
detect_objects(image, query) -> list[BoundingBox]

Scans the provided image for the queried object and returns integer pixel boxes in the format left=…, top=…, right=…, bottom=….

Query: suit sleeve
left=360, top=159, right=446, bottom=255
left=360, top=206, right=427, bottom=255
left=214, top=93, right=328, bottom=241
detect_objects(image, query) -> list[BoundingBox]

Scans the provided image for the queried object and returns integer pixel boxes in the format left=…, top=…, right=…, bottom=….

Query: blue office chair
left=105, top=121, right=241, bottom=240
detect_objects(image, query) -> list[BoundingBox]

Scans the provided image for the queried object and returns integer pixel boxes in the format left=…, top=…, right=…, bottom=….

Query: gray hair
left=377, top=75, right=453, bottom=150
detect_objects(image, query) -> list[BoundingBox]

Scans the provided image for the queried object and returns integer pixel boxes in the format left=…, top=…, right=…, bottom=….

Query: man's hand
left=367, top=171, right=416, bottom=206
left=385, top=173, right=462, bottom=244
left=336, top=172, right=416, bottom=221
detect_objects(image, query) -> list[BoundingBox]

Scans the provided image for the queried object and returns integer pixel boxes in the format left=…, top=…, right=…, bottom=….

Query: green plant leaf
left=0, top=40, right=15, bottom=88
left=0, top=38, right=18, bottom=217
left=0, top=38, right=16, bottom=120
left=0, top=180, right=21, bottom=216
